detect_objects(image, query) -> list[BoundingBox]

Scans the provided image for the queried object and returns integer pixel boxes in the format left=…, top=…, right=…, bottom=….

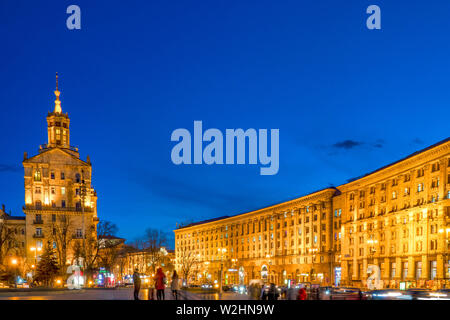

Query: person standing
left=171, top=270, right=180, bottom=300
left=133, top=269, right=141, bottom=300
left=268, top=283, right=278, bottom=300
left=154, top=267, right=166, bottom=300
left=297, top=286, right=307, bottom=300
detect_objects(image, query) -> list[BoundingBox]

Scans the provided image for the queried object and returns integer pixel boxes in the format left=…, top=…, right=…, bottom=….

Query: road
left=0, top=288, right=251, bottom=300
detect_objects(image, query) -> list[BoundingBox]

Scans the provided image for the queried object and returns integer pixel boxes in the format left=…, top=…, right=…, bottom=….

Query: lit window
left=34, top=170, right=41, bottom=181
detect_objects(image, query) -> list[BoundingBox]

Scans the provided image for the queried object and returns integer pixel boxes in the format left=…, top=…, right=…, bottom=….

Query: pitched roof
left=23, top=147, right=90, bottom=166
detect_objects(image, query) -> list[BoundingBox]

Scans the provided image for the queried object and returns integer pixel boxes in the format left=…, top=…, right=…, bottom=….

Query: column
left=395, top=257, right=401, bottom=280
left=421, top=255, right=428, bottom=280
left=353, top=259, right=359, bottom=281
left=362, top=258, right=368, bottom=286
left=407, top=256, right=415, bottom=280
left=437, top=254, right=444, bottom=280
left=384, top=257, right=390, bottom=280
left=341, top=260, right=348, bottom=283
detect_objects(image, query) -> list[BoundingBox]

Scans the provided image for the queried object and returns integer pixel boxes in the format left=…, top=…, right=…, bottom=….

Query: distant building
left=120, top=247, right=175, bottom=278
left=174, top=138, right=450, bottom=290
left=0, top=204, right=26, bottom=270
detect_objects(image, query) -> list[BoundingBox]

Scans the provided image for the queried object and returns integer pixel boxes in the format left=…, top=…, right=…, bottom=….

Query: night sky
left=1, top=1, right=449, bottom=247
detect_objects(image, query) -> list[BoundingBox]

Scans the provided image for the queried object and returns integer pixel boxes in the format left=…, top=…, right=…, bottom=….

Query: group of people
left=259, top=283, right=307, bottom=300
left=132, top=268, right=180, bottom=300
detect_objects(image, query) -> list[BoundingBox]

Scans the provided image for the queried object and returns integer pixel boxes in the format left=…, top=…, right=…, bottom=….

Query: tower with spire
left=45, top=72, right=71, bottom=149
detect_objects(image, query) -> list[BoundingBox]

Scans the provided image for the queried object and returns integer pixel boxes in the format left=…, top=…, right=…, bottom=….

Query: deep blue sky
left=1, top=1, right=449, bottom=247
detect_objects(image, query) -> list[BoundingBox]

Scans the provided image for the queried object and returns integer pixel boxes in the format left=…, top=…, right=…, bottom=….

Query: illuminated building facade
left=22, top=74, right=99, bottom=266
left=174, top=188, right=339, bottom=287
left=337, top=139, right=450, bottom=289
left=175, top=138, right=450, bottom=289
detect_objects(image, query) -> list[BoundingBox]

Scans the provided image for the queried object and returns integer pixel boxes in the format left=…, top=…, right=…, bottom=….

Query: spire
left=54, top=72, right=62, bottom=114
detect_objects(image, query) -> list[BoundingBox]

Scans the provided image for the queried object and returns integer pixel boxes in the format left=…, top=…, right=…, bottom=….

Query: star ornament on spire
left=54, top=72, right=62, bottom=114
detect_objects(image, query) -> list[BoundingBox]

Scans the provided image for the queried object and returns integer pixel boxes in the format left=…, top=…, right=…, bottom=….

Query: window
left=34, top=170, right=41, bottom=181
left=430, top=261, right=437, bottom=280
left=402, top=262, right=408, bottom=279
left=61, top=200, right=66, bottom=208
left=35, top=187, right=41, bottom=194
left=417, top=183, right=424, bottom=192
left=75, top=173, right=81, bottom=183
left=416, top=262, right=422, bottom=279
left=50, top=172, right=55, bottom=179
left=431, top=162, right=440, bottom=172
left=35, top=228, right=42, bottom=236
left=61, top=187, right=65, bottom=195
left=52, top=214, right=56, bottom=222
left=391, top=263, right=396, bottom=278
left=51, top=187, right=55, bottom=195
left=417, top=168, right=424, bottom=177
left=61, top=172, right=65, bottom=180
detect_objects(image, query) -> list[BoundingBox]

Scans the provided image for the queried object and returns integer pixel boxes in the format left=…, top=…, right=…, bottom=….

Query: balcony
left=33, top=220, right=44, bottom=225
left=33, top=234, right=44, bottom=239
left=72, top=234, right=85, bottom=240
left=23, top=205, right=93, bottom=213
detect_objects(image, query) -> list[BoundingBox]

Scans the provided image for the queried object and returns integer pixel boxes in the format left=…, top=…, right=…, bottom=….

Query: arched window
left=75, top=173, right=81, bottom=183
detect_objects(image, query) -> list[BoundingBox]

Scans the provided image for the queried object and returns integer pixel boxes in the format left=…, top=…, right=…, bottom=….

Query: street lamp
left=218, top=248, right=227, bottom=294
left=30, top=246, right=42, bottom=282
left=11, top=258, right=18, bottom=288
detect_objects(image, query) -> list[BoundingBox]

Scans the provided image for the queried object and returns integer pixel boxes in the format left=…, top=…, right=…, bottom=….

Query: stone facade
left=174, top=138, right=450, bottom=289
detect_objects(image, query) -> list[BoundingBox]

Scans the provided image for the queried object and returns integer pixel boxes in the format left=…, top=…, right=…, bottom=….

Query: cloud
left=0, top=164, right=21, bottom=173
left=332, top=140, right=364, bottom=150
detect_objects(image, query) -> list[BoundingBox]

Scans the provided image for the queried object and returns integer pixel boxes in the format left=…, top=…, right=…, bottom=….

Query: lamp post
left=367, top=239, right=378, bottom=262
left=218, top=248, right=227, bottom=294
left=11, top=258, right=18, bottom=288
left=309, top=248, right=318, bottom=282
left=231, top=258, right=237, bottom=284
left=30, top=246, right=42, bottom=282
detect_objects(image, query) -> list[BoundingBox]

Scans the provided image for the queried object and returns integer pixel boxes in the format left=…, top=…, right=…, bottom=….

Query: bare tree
left=50, top=215, right=74, bottom=271
left=0, top=219, right=20, bottom=271
left=74, top=220, right=117, bottom=278
left=178, top=246, right=199, bottom=286
left=142, top=228, right=168, bottom=274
